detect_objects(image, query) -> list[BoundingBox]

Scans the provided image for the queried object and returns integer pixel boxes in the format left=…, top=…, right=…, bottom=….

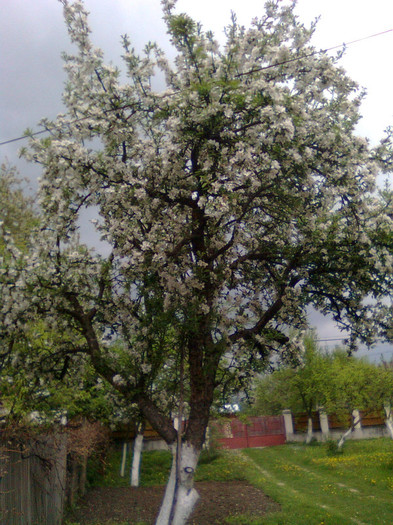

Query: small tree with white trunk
left=3, top=0, right=393, bottom=523
left=252, top=332, right=330, bottom=444
left=321, top=351, right=390, bottom=449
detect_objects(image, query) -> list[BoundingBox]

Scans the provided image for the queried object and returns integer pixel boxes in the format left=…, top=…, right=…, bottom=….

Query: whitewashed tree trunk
left=171, top=443, right=200, bottom=525
left=337, top=426, right=353, bottom=450
left=384, top=405, right=393, bottom=439
left=155, top=442, right=200, bottom=525
left=155, top=445, right=177, bottom=525
left=305, top=417, right=313, bottom=444
left=385, top=418, right=393, bottom=439
left=337, top=411, right=362, bottom=450
left=120, top=442, right=128, bottom=477
left=130, top=429, right=144, bottom=487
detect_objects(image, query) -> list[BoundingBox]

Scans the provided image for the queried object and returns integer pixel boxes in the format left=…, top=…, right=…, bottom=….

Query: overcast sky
left=1, top=0, right=393, bottom=359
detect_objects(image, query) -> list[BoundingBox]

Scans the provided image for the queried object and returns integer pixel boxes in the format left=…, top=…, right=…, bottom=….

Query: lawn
left=242, top=438, right=393, bottom=525
left=68, top=438, right=393, bottom=524
left=86, top=446, right=251, bottom=488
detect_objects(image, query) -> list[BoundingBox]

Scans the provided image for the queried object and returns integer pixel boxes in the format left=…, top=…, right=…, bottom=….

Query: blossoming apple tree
left=3, top=0, right=393, bottom=522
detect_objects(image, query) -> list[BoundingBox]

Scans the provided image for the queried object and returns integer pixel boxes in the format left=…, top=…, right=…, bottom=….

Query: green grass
left=66, top=520, right=148, bottom=525
left=86, top=446, right=172, bottom=487
left=86, top=445, right=250, bottom=488
left=241, top=438, right=393, bottom=524
left=69, top=439, right=393, bottom=525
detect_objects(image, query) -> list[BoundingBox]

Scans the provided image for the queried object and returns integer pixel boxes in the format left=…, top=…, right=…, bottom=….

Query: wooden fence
left=293, top=412, right=321, bottom=432
left=293, top=411, right=385, bottom=433
left=283, top=408, right=390, bottom=443
left=0, top=434, right=67, bottom=525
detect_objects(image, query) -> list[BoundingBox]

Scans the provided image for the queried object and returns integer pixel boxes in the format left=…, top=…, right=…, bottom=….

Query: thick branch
left=230, top=273, right=301, bottom=343
left=134, top=393, right=177, bottom=445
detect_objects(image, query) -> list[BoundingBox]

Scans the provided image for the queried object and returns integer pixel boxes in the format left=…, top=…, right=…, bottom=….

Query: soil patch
left=68, top=481, right=280, bottom=524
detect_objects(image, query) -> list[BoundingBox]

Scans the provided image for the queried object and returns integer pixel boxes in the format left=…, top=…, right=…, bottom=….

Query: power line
left=330, top=28, right=393, bottom=50
left=317, top=336, right=392, bottom=345
left=0, top=129, right=49, bottom=147
left=0, top=27, right=392, bottom=149
left=316, top=338, right=347, bottom=342
left=236, top=28, right=393, bottom=76
left=0, top=113, right=103, bottom=147
left=0, top=107, right=132, bottom=148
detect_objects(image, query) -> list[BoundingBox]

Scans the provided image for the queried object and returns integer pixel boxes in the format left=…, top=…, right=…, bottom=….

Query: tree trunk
left=337, top=426, right=353, bottom=450
left=151, top=333, right=215, bottom=524
left=385, top=418, right=393, bottom=439
left=120, top=442, right=128, bottom=477
left=155, top=445, right=177, bottom=525
left=384, top=405, right=393, bottom=439
left=305, top=416, right=313, bottom=444
left=155, top=442, right=200, bottom=525
left=79, top=454, right=88, bottom=496
left=68, top=455, right=79, bottom=507
left=337, top=411, right=362, bottom=450
left=131, top=424, right=144, bottom=487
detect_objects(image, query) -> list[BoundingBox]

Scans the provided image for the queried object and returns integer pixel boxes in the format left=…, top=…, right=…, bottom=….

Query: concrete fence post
left=282, top=409, right=294, bottom=440
left=352, top=409, right=363, bottom=437
left=318, top=409, right=330, bottom=440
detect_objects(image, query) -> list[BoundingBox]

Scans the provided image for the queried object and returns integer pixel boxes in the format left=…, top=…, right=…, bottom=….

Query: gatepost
left=282, top=409, right=294, bottom=441
left=318, top=409, right=330, bottom=441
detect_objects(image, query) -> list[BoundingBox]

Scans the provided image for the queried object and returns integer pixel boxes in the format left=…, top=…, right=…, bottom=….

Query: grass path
left=237, top=449, right=367, bottom=525
left=270, top=450, right=393, bottom=506
left=236, top=440, right=393, bottom=525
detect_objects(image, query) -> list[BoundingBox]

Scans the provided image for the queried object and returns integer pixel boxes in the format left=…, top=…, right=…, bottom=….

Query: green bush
left=198, top=447, right=220, bottom=465
left=325, top=439, right=344, bottom=456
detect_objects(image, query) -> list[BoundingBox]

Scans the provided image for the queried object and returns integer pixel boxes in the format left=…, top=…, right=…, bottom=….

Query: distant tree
left=377, top=365, right=393, bottom=439
left=253, top=338, right=393, bottom=446
left=253, top=333, right=331, bottom=443
left=3, top=1, right=393, bottom=523
left=253, top=368, right=298, bottom=414
left=317, top=351, right=393, bottom=449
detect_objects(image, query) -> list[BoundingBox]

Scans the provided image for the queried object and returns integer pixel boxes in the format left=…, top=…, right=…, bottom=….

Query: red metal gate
left=213, top=415, right=286, bottom=449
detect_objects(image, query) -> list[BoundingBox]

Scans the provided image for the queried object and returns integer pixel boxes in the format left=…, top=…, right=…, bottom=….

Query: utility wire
left=316, top=338, right=348, bottom=342
left=0, top=27, right=392, bottom=148
left=0, top=129, right=47, bottom=147
left=317, top=336, right=393, bottom=345
left=237, top=28, right=393, bottom=76
left=0, top=104, right=134, bottom=147
left=0, top=113, right=105, bottom=147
